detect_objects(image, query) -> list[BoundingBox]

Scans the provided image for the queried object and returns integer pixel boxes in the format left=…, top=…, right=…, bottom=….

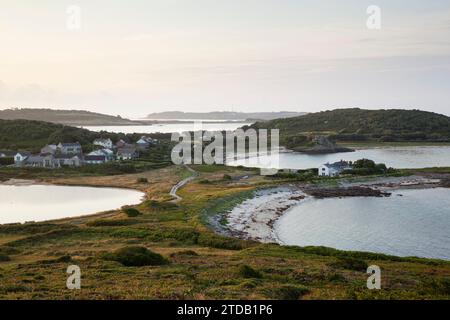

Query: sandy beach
left=222, top=186, right=307, bottom=243
left=0, top=179, right=39, bottom=186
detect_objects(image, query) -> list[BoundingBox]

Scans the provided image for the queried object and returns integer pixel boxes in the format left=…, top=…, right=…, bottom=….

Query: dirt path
left=169, top=165, right=198, bottom=202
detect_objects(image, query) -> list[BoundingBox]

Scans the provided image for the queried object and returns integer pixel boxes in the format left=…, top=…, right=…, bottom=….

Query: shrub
left=103, top=246, right=168, bottom=267
left=136, top=177, right=148, bottom=183
left=330, top=257, right=368, bottom=272
left=197, top=233, right=248, bottom=250
left=238, top=265, right=263, bottom=279
left=0, top=253, right=11, bottom=262
left=0, top=157, right=14, bottom=166
left=55, top=255, right=72, bottom=263
left=267, top=285, right=309, bottom=300
left=122, top=207, right=142, bottom=217
left=426, top=278, right=450, bottom=295
left=222, top=174, right=232, bottom=181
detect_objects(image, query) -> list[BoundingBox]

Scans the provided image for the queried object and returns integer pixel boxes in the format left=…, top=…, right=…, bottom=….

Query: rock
left=305, top=186, right=391, bottom=198
left=294, top=136, right=355, bottom=154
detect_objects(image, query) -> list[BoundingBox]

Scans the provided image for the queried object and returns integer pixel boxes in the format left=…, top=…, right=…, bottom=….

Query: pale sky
left=1, top=0, right=450, bottom=117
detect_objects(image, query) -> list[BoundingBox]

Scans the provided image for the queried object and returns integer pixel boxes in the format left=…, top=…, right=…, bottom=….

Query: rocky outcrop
left=293, top=136, right=354, bottom=154
left=305, top=186, right=391, bottom=198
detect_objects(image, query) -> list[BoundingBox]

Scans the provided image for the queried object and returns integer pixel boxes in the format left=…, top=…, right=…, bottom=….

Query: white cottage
left=58, top=142, right=82, bottom=155
left=318, top=161, right=352, bottom=177
left=93, top=138, right=113, bottom=149
left=14, top=152, right=31, bottom=165
left=88, top=148, right=115, bottom=162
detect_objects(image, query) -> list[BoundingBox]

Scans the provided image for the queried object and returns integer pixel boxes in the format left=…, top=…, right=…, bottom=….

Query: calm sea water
left=0, top=185, right=145, bottom=224
left=275, top=188, right=450, bottom=260
left=83, top=122, right=252, bottom=134
left=228, top=146, right=450, bottom=169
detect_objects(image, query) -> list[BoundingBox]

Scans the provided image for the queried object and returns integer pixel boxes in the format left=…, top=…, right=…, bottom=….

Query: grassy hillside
left=0, top=119, right=115, bottom=151
left=250, top=108, right=450, bottom=149
left=0, top=119, right=170, bottom=152
left=0, top=108, right=138, bottom=126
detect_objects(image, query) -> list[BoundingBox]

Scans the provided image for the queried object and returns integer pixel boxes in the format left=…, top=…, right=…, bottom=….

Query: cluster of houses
left=0, top=136, right=158, bottom=168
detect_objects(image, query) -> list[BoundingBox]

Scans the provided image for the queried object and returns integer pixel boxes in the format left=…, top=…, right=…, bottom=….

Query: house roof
left=323, top=161, right=351, bottom=170
left=89, top=148, right=113, bottom=156
left=25, top=155, right=45, bottom=163
left=16, top=151, right=32, bottom=157
left=138, top=136, right=157, bottom=143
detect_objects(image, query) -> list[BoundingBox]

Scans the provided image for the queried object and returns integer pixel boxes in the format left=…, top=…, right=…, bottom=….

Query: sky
left=0, top=0, right=450, bottom=118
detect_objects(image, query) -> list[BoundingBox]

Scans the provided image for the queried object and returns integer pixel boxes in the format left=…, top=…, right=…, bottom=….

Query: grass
left=0, top=165, right=449, bottom=299
left=329, top=257, right=368, bottom=272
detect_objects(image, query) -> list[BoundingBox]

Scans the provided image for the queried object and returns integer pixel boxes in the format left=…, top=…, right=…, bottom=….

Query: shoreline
left=220, top=174, right=448, bottom=244
left=0, top=178, right=40, bottom=186
left=219, top=186, right=308, bottom=243
left=0, top=179, right=147, bottom=225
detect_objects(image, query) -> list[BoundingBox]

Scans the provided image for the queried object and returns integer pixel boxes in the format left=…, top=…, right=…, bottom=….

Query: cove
left=274, top=188, right=450, bottom=260
left=0, top=184, right=145, bottom=224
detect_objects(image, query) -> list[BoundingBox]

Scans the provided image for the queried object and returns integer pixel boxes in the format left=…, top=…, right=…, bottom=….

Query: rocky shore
left=304, top=186, right=391, bottom=198
left=292, top=136, right=354, bottom=154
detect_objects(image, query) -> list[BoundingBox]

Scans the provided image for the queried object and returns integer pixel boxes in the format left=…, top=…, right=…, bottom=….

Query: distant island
left=250, top=108, right=450, bottom=152
left=0, top=108, right=138, bottom=126
left=146, top=111, right=306, bottom=121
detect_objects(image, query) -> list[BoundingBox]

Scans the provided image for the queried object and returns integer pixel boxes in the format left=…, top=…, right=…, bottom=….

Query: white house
left=14, top=152, right=31, bottom=165
left=24, top=154, right=58, bottom=168
left=93, top=138, right=113, bottom=149
left=58, top=142, right=82, bottom=155
left=54, top=154, right=82, bottom=167
left=88, top=148, right=115, bottom=161
left=136, top=136, right=158, bottom=150
left=318, top=161, right=352, bottom=177
left=117, top=146, right=139, bottom=160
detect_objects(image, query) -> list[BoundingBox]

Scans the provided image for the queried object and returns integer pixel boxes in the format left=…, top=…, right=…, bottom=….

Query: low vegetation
left=344, top=159, right=391, bottom=176
left=238, top=265, right=263, bottom=279
left=0, top=165, right=448, bottom=299
left=102, top=246, right=169, bottom=266
left=122, top=208, right=142, bottom=217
